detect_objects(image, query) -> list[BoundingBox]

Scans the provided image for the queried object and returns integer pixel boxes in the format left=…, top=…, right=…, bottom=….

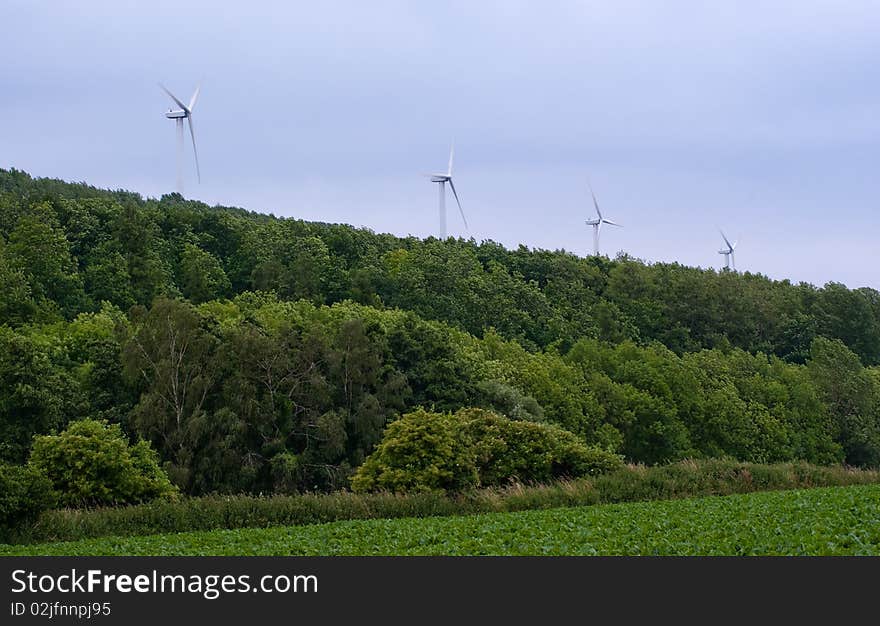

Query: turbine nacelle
left=165, top=109, right=187, bottom=119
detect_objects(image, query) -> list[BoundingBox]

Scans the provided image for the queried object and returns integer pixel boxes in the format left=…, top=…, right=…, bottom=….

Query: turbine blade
left=188, top=84, right=201, bottom=112
left=447, top=141, right=454, bottom=177
left=587, top=181, right=602, bottom=219
left=187, top=117, right=201, bottom=183
left=719, top=229, right=733, bottom=250
left=448, top=178, right=467, bottom=230
left=603, top=219, right=622, bottom=227
left=159, top=83, right=189, bottom=113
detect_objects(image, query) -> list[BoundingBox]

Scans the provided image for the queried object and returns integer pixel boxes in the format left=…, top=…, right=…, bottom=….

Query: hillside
left=3, top=168, right=879, bottom=361
left=1, top=168, right=879, bottom=500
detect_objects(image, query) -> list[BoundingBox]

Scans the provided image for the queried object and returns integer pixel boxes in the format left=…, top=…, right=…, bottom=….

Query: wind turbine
left=718, top=230, right=738, bottom=270
left=426, top=142, right=467, bottom=238
left=584, top=182, right=621, bottom=256
left=160, top=83, right=201, bottom=194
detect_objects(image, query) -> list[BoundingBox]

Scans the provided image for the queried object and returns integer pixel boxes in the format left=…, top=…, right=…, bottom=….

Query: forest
left=2, top=167, right=880, bottom=519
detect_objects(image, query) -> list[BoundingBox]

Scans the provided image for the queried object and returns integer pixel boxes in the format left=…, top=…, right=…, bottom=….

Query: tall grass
left=9, top=459, right=879, bottom=546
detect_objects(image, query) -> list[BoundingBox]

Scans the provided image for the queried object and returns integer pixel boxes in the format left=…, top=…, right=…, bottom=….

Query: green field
left=3, top=484, right=879, bottom=556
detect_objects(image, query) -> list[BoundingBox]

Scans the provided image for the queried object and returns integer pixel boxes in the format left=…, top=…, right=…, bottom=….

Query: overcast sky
left=2, top=1, right=879, bottom=288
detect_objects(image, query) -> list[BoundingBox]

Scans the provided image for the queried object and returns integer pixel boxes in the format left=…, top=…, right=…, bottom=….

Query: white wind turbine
left=718, top=230, right=738, bottom=270
left=160, top=83, right=201, bottom=194
left=585, top=182, right=621, bottom=256
left=426, top=142, right=467, bottom=238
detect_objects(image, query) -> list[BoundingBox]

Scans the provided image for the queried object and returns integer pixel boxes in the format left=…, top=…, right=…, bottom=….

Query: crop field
left=3, top=484, right=879, bottom=556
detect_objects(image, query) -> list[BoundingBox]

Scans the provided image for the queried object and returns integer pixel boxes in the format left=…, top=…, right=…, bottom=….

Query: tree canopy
left=2, top=168, right=879, bottom=499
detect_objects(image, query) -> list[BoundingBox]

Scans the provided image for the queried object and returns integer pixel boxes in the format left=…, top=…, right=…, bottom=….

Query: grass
left=4, top=484, right=880, bottom=556
left=12, top=459, right=879, bottom=545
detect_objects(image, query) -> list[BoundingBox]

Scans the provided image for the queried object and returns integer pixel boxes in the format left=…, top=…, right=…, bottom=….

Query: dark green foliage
left=3, top=289, right=876, bottom=503
left=28, top=419, right=178, bottom=507
left=122, top=297, right=221, bottom=490
left=564, top=339, right=845, bottom=465
left=2, top=168, right=880, bottom=509
left=177, top=243, right=231, bottom=304
left=0, top=463, right=55, bottom=543
left=121, top=296, right=415, bottom=494
left=4, top=168, right=880, bottom=364
left=0, top=326, right=84, bottom=462
left=812, top=283, right=880, bottom=364
left=5, top=202, right=85, bottom=317
left=351, top=408, right=623, bottom=493
left=0, top=237, right=38, bottom=324
left=807, top=337, right=880, bottom=466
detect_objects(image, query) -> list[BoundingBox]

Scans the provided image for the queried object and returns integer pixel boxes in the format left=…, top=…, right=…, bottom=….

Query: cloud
left=2, top=1, right=878, bottom=288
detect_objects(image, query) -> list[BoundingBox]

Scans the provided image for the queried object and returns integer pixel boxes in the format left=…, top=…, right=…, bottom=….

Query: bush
left=351, top=408, right=623, bottom=493
left=350, top=409, right=476, bottom=493
left=28, top=419, right=178, bottom=507
left=461, top=408, right=623, bottom=484
left=0, top=463, right=55, bottom=542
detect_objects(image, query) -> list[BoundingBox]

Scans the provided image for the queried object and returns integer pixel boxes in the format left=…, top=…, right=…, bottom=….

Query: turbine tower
left=160, top=83, right=201, bottom=194
left=426, top=142, right=467, bottom=238
left=718, top=230, right=738, bottom=270
left=585, top=182, right=621, bottom=256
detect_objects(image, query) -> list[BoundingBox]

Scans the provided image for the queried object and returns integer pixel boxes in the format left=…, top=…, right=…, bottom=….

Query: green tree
left=6, top=203, right=84, bottom=316
left=28, top=419, right=177, bottom=507
left=0, top=463, right=55, bottom=542
left=83, top=241, right=136, bottom=310
left=807, top=337, right=880, bottom=466
left=0, top=237, right=37, bottom=324
left=123, top=298, right=220, bottom=488
left=178, top=243, right=231, bottom=304
left=111, top=204, right=171, bottom=305
left=812, top=283, right=880, bottom=365
left=0, top=327, right=83, bottom=462
left=351, top=408, right=622, bottom=493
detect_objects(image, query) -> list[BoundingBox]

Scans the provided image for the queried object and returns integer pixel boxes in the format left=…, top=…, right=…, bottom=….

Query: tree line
left=2, top=294, right=879, bottom=496
left=2, top=168, right=879, bottom=365
left=1, top=168, right=880, bottom=500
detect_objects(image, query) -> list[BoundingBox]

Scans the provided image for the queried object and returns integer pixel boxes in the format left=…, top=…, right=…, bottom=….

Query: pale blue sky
left=2, top=1, right=878, bottom=288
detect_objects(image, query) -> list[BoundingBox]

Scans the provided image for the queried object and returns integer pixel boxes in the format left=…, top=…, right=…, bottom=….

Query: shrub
left=350, top=409, right=476, bottom=493
left=28, top=419, right=178, bottom=507
left=0, top=463, right=55, bottom=542
left=460, top=408, right=623, bottom=484
left=351, top=408, right=623, bottom=493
